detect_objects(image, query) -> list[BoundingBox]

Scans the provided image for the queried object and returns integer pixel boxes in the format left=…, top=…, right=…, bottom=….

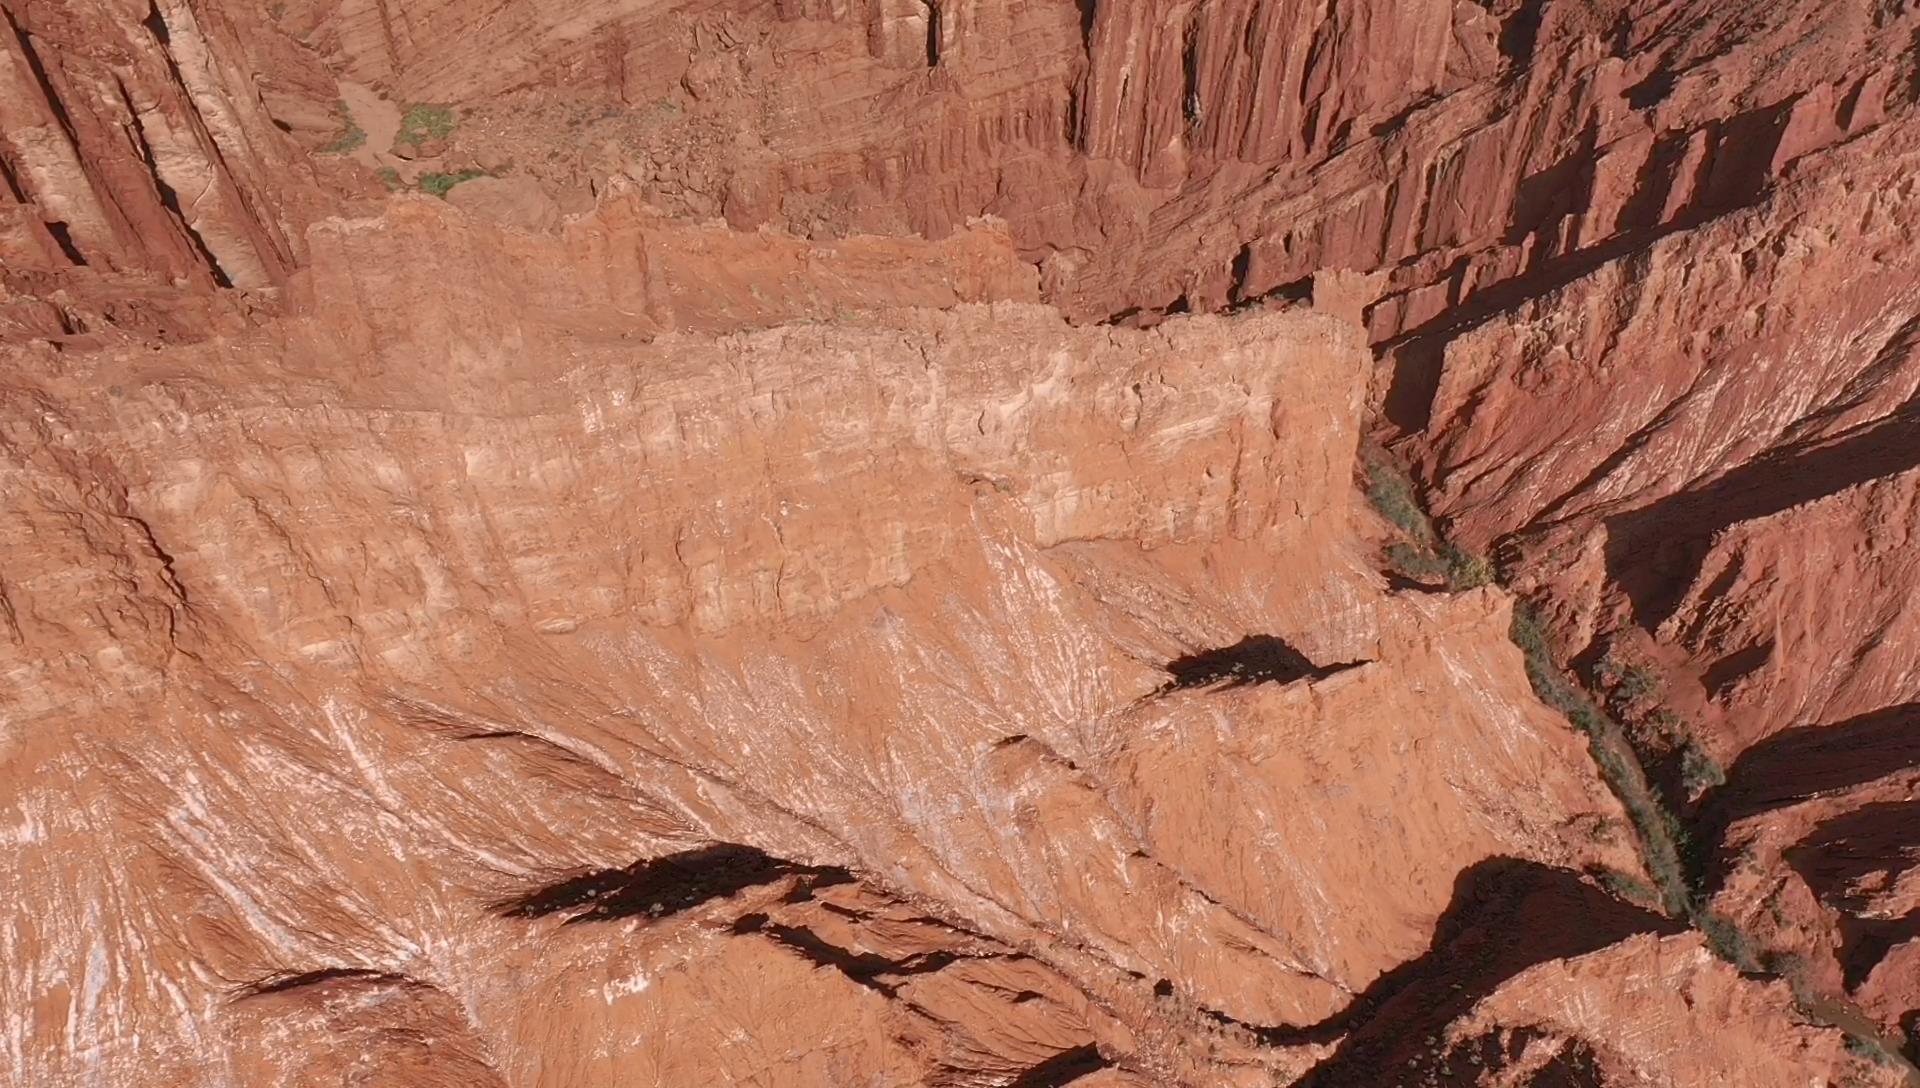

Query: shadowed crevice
left=1497, top=0, right=1548, bottom=67
left=238, top=967, right=412, bottom=999
left=1692, top=704, right=1920, bottom=893
left=1254, top=858, right=1678, bottom=1083
left=1603, top=398, right=1920, bottom=631
left=1159, top=635, right=1366, bottom=692
left=1007, top=1044, right=1110, bottom=1087
left=499, top=844, right=852, bottom=924
left=1782, top=802, right=1920, bottom=988
left=1378, top=101, right=1791, bottom=436
left=731, top=912, right=972, bottom=997
left=1839, top=909, right=1920, bottom=993
left=1437, top=1026, right=1605, bottom=1086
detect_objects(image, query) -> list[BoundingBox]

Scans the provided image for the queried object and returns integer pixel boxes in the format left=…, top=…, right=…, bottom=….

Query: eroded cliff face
left=5, top=223, right=1648, bottom=1085
left=5, top=0, right=1920, bottom=1084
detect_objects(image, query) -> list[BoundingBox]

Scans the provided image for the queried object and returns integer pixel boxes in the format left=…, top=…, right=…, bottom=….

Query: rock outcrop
left=7, top=0, right=1920, bottom=1083
left=3, top=210, right=1655, bottom=1085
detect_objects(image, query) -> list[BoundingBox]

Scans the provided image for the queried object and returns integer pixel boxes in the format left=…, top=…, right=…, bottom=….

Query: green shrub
left=1681, top=741, right=1726, bottom=794
left=1619, top=664, right=1660, bottom=702
left=397, top=104, right=457, bottom=146
left=1844, top=1034, right=1905, bottom=1067
left=1596, top=651, right=1660, bottom=704
left=1365, top=456, right=1434, bottom=542
left=418, top=169, right=485, bottom=198
left=1698, top=909, right=1760, bottom=971
left=322, top=101, right=367, bottom=154
left=1646, top=706, right=1687, bottom=740
left=1595, top=868, right=1660, bottom=907
left=1510, top=603, right=1692, bottom=913
left=377, top=167, right=403, bottom=191
left=1445, top=546, right=1493, bottom=590
left=1386, top=541, right=1448, bottom=579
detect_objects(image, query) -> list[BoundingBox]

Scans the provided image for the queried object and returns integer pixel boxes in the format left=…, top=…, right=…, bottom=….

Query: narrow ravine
left=1364, top=444, right=1920, bottom=1084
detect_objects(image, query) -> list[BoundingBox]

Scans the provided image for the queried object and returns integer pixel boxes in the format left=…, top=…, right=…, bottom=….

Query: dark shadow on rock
left=1417, top=1025, right=1605, bottom=1087
left=1007, top=1044, right=1109, bottom=1088
left=238, top=967, right=412, bottom=999
left=1604, top=394, right=1920, bottom=632
left=1496, top=0, right=1548, bottom=66
left=1160, top=635, right=1366, bottom=692
left=499, top=844, right=852, bottom=924
left=1262, top=858, right=1680, bottom=1085
left=730, top=912, right=968, bottom=997
left=1783, top=801, right=1920, bottom=989
left=1692, top=704, right=1920, bottom=893
left=1838, top=909, right=1920, bottom=993
left=1375, top=103, right=1794, bottom=443
left=1505, top=148, right=1593, bottom=248
left=1384, top=570, right=1448, bottom=594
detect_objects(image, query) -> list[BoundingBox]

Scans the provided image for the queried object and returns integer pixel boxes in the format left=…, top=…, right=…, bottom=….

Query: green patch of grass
left=1511, top=604, right=1692, bottom=914
left=1365, top=455, right=1435, bottom=542
left=322, top=101, right=367, bottom=154
left=397, top=104, right=458, bottom=147
left=377, top=167, right=403, bottom=192
left=418, top=169, right=485, bottom=198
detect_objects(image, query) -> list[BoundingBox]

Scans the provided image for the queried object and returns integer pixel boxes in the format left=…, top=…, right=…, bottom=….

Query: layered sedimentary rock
left=3, top=198, right=1662, bottom=1085
left=8, top=0, right=1920, bottom=1082
left=1402, top=934, right=1893, bottom=1086
left=1402, top=117, right=1920, bottom=748
left=0, top=0, right=331, bottom=285
left=1380, top=36, right=1920, bottom=1053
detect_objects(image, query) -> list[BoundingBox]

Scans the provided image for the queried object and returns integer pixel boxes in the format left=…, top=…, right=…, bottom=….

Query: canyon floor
left=4, top=0, right=1920, bottom=1085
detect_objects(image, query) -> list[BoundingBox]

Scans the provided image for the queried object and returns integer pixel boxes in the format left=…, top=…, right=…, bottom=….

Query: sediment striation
left=5, top=0, right=1920, bottom=1082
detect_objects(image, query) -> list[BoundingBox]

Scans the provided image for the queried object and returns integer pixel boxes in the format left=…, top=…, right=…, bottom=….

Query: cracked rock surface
left=5, top=0, right=1920, bottom=1084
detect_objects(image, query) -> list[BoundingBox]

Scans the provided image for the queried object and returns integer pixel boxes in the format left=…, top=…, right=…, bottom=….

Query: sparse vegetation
left=1445, top=545, right=1494, bottom=589
left=1387, top=540, right=1449, bottom=580
left=322, top=101, right=367, bottom=154
left=1594, top=867, right=1660, bottom=907
left=1365, top=453, right=1435, bottom=543
left=377, top=167, right=403, bottom=192
left=1510, top=603, right=1693, bottom=914
left=1647, top=706, right=1687, bottom=740
left=1681, top=740, right=1726, bottom=795
left=1697, top=908, right=1760, bottom=971
left=397, top=104, right=458, bottom=147
left=1364, top=444, right=1920, bottom=1085
left=1845, top=1034, right=1906, bottom=1068
left=418, top=169, right=485, bottom=198
left=1366, top=447, right=1497, bottom=591
left=1596, top=651, right=1661, bottom=705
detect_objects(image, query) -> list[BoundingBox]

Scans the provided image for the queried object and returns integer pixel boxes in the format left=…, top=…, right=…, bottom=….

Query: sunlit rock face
left=5, top=0, right=1920, bottom=1084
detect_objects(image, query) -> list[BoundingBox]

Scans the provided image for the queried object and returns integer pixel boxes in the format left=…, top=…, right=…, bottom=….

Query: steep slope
left=5, top=0, right=1920, bottom=1082
left=1, top=197, right=1657, bottom=1085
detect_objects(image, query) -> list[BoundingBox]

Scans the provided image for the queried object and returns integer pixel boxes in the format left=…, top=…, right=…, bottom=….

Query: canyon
left=4, top=0, right=1919, bottom=1085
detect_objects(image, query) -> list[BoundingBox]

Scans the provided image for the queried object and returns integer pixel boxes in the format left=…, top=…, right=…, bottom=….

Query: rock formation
left=4, top=0, right=1919, bottom=1084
